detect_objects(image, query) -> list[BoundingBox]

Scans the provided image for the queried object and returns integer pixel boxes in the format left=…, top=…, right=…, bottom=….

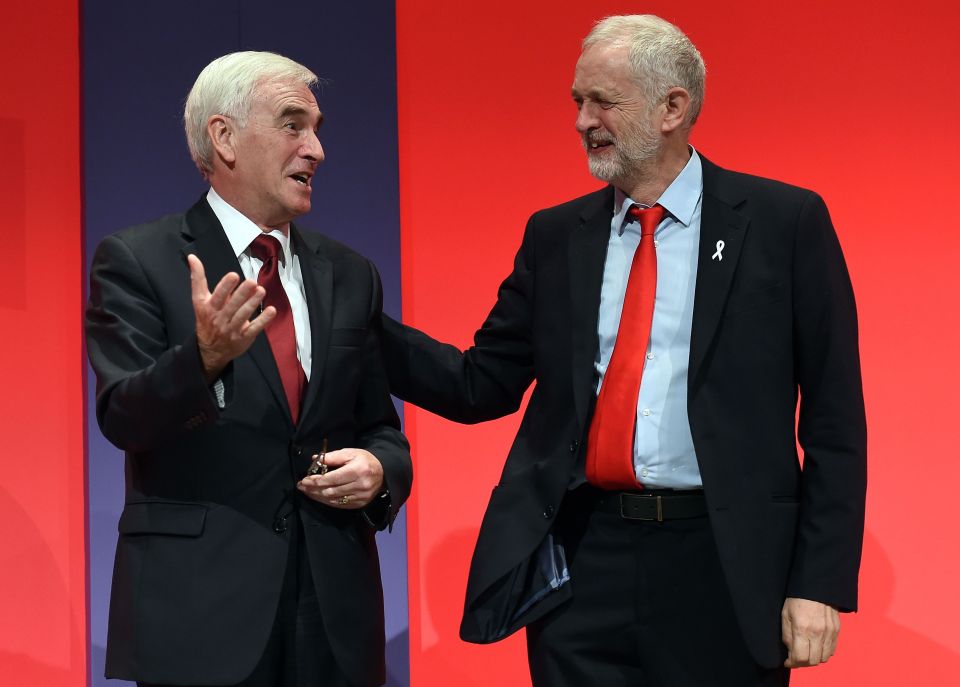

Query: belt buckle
left=619, top=493, right=663, bottom=522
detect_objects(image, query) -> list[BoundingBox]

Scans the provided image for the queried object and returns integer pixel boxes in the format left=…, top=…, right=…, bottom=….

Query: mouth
left=585, top=137, right=614, bottom=153
left=289, top=172, right=313, bottom=189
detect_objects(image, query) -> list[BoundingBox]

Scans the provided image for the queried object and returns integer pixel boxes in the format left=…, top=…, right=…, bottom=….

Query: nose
left=302, top=129, right=325, bottom=164
left=575, top=102, right=599, bottom=134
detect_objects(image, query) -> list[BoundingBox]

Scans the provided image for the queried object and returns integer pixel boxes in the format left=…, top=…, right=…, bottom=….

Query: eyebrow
left=278, top=105, right=324, bottom=127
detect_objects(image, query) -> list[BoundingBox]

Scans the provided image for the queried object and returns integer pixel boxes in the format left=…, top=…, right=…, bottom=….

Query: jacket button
left=543, top=505, right=555, bottom=519
left=273, top=516, right=288, bottom=534
left=569, top=440, right=579, bottom=453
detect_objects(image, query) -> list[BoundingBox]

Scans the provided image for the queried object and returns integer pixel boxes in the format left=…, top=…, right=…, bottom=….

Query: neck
left=209, top=180, right=291, bottom=234
left=619, top=141, right=691, bottom=206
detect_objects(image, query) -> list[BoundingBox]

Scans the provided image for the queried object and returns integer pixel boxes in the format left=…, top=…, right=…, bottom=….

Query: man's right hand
left=188, top=254, right=276, bottom=383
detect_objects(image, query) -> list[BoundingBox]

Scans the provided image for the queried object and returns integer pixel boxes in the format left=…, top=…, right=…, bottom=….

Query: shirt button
left=543, top=505, right=555, bottom=519
left=646, top=352, right=655, bottom=360
left=641, top=468, right=649, bottom=478
left=641, top=409, right=651, bottom=417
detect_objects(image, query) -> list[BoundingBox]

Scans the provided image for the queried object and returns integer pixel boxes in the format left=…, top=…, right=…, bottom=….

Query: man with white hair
left=86, top=51, right=412, bottom=687
left=382, top=14, right=865, bottom=686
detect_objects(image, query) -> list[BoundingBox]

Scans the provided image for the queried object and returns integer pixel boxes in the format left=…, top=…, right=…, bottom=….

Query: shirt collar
left=206, top=187, right=293, bottom=262
left=613, top=146, right=704, bottom=235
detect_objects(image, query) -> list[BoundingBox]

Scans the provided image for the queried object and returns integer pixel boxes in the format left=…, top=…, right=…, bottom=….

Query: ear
left=660, top=87, right=692, bottom=133
left=207, top=114, right=238, bottom=166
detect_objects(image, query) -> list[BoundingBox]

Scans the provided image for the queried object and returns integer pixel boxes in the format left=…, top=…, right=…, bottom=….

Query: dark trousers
left=140, top=519, right=351, bottom=687
left=526, top=487, right=789, bottom=687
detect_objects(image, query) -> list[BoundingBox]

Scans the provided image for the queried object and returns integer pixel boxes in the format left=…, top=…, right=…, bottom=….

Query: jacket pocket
left=724, top=283, right=786, bottom=319
left=118, top=501, right=207, bottom=537
left=770, top=494, right=799, bottom=504
left=329, top=327, right=367, bottom=348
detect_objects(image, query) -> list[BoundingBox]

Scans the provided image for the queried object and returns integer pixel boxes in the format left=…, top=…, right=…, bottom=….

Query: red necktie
left=586, top=204, right=665, bottom=490
left=250, top=234, right=306, bottom=424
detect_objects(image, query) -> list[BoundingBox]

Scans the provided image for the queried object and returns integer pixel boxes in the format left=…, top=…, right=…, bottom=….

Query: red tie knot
left=627, top=204, right=665, bottom=237
left=249, top=233, right=283, bottom=263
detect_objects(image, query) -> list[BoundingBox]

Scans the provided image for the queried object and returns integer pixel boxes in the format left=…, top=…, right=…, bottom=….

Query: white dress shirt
left=595, top=149, right=704, bottom=488
left=206, top=187, right=312, bottom=380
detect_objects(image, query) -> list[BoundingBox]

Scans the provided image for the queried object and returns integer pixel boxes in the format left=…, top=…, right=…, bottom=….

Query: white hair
left=583, top=15, right=706, bottom=127
left=183, top=51, right=318, bottom=176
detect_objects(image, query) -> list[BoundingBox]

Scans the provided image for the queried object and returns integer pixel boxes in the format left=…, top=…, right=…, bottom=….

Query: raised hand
left=188, top=254, right=276, bottom=382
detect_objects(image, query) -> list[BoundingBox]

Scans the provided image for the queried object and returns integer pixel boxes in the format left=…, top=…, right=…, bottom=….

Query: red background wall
left=1, top=1, right=958, bottom=684
left=395, top=0, right=960, bottom=684
left=0, top=1, right=86, bottom=685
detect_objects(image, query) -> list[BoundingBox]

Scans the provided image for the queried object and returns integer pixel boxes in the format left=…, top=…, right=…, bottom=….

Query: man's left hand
left=297, top=449, right=384, bottom=509
left=781, top=597, right=840, bottom=668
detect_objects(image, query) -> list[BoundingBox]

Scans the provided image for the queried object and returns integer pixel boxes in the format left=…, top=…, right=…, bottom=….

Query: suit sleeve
left=355, top=261, right=413, bottom=529
left=787, top=192, right=867, bottom=611
left=380, top=217, right=538, bottom=423
left=85, top=234, right=220, bottom=452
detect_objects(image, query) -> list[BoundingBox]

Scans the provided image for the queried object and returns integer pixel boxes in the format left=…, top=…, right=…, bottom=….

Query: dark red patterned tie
left=249, top=234, right=306, bottom=424
left=586, top=204, right=664, bottom=489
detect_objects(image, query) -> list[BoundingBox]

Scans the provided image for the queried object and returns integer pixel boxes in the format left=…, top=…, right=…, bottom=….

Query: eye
left=598, top=100, right=615, bottom=110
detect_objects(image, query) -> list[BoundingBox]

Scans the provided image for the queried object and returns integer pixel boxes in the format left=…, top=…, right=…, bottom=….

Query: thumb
left=321, top=449, right=355, bottom=467
left=187, top=254, right=209, bottom=301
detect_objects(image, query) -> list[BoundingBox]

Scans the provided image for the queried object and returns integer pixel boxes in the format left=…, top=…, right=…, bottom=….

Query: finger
left=823, top=613, right=840, bottom=661
left=208, top=272, right=243, bottom=311
left=300, top=472, right=359, bottom=492
left=807, top=636, right=824, bottom=666
left=806, top=608, right=833, bottom=666
left=188, top=254, right=210, bottom=302
left=228, top=285, right=266, bottom=329
left=297, top=480, right=368, bottom=508
left=218, top=278, right=260, bottom=320
left=242, top=306, right=277, bottom=339
left=321, top=449, right=354, bottom=467
left=315, top=474, right=372, bottom=501
left=791, top=635, right=811, bottom=667
left=314, top=468, right=362, bottom=491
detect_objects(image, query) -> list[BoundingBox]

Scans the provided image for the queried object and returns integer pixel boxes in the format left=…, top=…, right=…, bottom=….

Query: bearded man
left=381, top=14, right=866, bottom=687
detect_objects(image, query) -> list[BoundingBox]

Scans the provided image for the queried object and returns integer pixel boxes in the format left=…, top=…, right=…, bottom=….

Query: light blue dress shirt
left=595, top=150, right=704, bottom=489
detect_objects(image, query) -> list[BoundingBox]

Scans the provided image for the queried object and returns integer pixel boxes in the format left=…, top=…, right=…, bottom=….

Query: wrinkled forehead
left=252, top=76, right=321, bottom=116
left=573, top=43, right=637, bottom=93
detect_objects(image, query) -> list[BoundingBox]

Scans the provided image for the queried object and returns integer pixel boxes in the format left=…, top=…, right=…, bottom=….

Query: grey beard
left=584, top=120, right=661, bottom=186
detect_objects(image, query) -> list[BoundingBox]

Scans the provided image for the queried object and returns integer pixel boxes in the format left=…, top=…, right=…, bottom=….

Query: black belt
left=593, top=489, right=708, bottom=522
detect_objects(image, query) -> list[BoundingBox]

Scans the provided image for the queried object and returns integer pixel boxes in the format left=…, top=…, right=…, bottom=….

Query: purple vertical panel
left=83, top=2, right=407, bottom=685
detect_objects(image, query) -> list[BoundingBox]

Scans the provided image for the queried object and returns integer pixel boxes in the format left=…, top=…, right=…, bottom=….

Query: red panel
left=0, top=2, right=86, bottom=685
left=397, top=0, right=960, bottom=683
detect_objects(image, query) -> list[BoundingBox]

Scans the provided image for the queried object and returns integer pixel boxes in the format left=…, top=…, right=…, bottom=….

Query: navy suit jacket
left=382, top=154, right=866, bottom=668
left=86, top=198, right=412, bottom=686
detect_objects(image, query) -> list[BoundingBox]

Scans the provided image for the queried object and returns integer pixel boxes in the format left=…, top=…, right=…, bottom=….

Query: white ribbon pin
left=712, top=240, right=725, bottom=261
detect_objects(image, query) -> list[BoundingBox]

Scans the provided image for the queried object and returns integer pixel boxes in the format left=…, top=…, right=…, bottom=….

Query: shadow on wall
left=793, top=529, right=959, bottom=685
left=0, top=487, right=75, bottom=685
left=421, top=529, right=530, bottom=686
left=417, top=527, right=960, bottom=686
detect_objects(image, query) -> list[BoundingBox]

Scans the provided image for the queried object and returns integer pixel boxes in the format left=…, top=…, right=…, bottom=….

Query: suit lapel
left=291, top=226, right=333, bottom=429
left=180, top=198, right=291, bottom=423
left=569, top=187, right=614, bottom=429
left=688, top=158, right=750, bottom=388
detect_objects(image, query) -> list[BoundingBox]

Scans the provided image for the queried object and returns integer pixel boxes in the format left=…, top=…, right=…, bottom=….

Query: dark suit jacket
left=381, top=155, right=866, bottom=669
left=86, top=198, right=412, bottom=687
